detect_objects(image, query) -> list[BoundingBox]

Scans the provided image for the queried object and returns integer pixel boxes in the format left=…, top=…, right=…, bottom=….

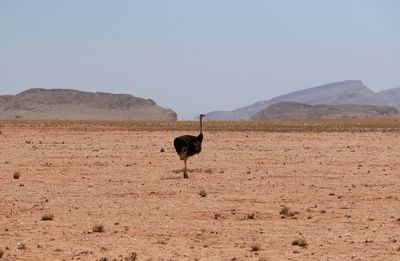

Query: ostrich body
left=174, top=114, right=205, bottom=178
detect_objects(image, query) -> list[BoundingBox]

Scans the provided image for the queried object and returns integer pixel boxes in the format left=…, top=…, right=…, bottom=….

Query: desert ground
left=1, top=120, right=399, bottom=260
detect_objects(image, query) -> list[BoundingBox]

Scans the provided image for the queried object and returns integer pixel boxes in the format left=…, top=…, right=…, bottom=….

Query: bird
left=173, top=114, right=205, bottom=179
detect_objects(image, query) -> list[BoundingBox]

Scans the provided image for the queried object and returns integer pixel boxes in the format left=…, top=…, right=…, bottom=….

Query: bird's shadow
left=163, top=169, right=197, bottom=180
left=161, top=176, right=184, bottom=180
left=171, top=168, right=196, bottom=174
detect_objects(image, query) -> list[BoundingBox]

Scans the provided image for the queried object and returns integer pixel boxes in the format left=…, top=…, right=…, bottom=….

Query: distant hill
left=252, top=102, right=399, bottom=120
left=0, top=88, right=177, bottom=120
left=375, top=87, right=400, bottom=108
left=206, top=80, right=400, bottom=120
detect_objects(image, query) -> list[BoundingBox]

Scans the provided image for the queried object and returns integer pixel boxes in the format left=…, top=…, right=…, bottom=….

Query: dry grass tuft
left=92, top=223, right=105, bottom=233
left=13, top=171, right=20, bottom=179
left=125, top=252, right=137, bottom=260
left=41, top=213, right=54, bottom=221
left=17, top=242, right=26, bottom=250
left=279, top=206, right=290, bottom=216
left=292, top=238, right=308, bottom=247
left=279, top=206, right=298, bottom=218
left=199, top=190, right=207, bottom=198
left=250, top=243, right=261, bottom=251
left=247, top=213, right=255, bottom=219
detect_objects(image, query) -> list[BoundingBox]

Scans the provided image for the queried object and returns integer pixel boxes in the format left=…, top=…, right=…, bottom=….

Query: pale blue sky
left=1, top=0, right=399, bottom=118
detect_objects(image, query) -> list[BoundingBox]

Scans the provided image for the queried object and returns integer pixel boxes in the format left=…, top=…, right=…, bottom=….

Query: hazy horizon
left=1, top=1, right=399, bottom=118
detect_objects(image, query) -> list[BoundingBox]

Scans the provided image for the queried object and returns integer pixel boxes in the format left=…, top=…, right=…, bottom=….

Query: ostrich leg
left=183, top=158, right=188, bottom=179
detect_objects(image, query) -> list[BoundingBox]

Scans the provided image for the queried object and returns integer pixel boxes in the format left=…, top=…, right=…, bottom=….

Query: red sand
left=0, top=123, right=399, bottom=260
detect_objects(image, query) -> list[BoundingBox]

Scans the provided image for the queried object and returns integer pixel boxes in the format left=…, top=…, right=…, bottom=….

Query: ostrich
left=174, top=114, right=205, bottom=179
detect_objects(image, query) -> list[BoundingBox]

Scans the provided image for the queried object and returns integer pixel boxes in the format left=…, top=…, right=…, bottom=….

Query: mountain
left=252, top=102, right=399, bottom=120
left=0, top=88, right=177, bottom=120
left=375, top=88, right=400, bottom=109
left=206, top=80, right=398, bottom=120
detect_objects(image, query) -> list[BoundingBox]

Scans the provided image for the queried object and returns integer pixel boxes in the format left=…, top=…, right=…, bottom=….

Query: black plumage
left=173, top=114, right=205, bottom=178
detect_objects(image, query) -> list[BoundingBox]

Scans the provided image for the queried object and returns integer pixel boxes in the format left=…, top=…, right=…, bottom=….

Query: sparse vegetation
left=92, top=223, right=105, bottom=233
left=247, top=213, right=255, bottom=219
left=41, top=213, right=54, bottom=221
left=157, top=238, right=167, bottom=245
left=279, top=206, right=298, bottom=218
left=124, top=252, right=137, bottom=261
left=204, top=168, right=213, bottom=174
left=250, top=243, right=261, bottom=251
left=1, top=120, right=399, bottom=259
left=292, top=238, right=308, bottom=248
left=17, top=242, right=26, bottom=250
left=13, top=171, right=20, bottom=179
left=199, top=190, right=207, bottom=197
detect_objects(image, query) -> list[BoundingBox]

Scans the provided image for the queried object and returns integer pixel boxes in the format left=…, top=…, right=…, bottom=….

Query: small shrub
left=157, top=238, right=167, bottom=245
left=279, top=206, right=290, bottom=216
left=92, top=223, right=105, bottom=233
left=160, top=148, right=165, bottom=152
left=247, top=213, right=255, bottom=219
left=41, top=213, right=54, bottom=221
left=280, top=206, right=300, bottom=219
left=17, top=242, right=26, bottom=250
left=199, top=190, right=207, bottom=198
left=250, top=243, right=261, bottom=251
left=292, top=238, right=308, bottom=248
left=125, top=252, right=137, bottom=261
left=280, top=206, right=296, bottom=217
left=13, top=171, right=20, bottom=179
left=204, top=168, right=213, bottom=174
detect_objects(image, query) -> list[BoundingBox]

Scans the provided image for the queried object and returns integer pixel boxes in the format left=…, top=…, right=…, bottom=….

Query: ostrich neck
left=199, top=117, right=203, bottom=134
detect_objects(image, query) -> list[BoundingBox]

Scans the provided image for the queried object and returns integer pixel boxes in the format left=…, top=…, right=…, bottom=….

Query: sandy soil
left=0, top=122, right=399, bottom=260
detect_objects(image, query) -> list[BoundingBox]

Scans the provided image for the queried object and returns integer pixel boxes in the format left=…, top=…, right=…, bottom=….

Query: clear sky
left=1, top=1, right=399, bottom=118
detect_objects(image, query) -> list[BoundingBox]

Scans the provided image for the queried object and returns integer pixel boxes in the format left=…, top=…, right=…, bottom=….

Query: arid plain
left=1, top=120, right=400, bottom=260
